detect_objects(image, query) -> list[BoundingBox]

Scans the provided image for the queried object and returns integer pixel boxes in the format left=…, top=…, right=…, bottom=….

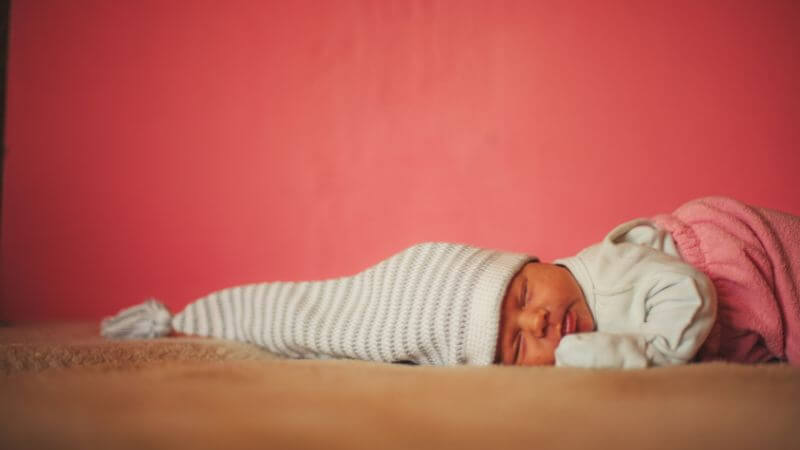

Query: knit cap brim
left=463, top=250, right=535, bottom=365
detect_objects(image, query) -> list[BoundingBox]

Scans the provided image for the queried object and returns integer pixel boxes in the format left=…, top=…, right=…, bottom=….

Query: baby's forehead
left=520, top=261, right=559, bottom=276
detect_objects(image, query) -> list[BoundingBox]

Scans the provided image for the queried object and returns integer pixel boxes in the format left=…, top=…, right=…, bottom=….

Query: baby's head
left=495, top=262, right=595, bottom=366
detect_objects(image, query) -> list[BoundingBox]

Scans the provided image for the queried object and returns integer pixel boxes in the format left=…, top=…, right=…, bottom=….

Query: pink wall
left=3, top=0, right=799, bottom=321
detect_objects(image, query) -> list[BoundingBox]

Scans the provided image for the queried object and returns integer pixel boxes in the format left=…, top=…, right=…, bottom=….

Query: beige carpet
left=1, top=322, right=799, bottom=450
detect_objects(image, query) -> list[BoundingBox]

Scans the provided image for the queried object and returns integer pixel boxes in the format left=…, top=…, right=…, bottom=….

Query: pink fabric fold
left=652, top=197, right=800, bottom=365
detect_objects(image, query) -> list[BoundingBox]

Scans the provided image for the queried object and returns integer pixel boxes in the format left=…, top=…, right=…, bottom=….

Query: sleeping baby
left=101, top=196, right=800, bottom=368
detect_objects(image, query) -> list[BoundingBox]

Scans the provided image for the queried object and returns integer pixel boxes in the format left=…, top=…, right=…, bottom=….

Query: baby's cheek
left=522, top=338, right=557, bottom=366
left=495, top=301, right=515, bottom=364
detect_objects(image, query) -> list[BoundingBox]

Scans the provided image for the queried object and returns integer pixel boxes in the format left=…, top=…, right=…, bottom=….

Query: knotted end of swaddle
left=100, top=299, right=173, bottom=339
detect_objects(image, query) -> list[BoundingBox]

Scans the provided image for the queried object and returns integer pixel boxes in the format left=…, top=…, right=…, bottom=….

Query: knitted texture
left=101, top=299, right=173, bottom=339
left=172, top=242, right=532, bottom=365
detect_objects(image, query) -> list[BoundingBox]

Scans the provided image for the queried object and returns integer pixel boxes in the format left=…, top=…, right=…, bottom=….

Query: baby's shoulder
left=576, top=220, right=702, bottom=288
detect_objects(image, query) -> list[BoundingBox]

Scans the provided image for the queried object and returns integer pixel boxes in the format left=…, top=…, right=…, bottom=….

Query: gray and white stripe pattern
left=100, top=299, right=173, bottom=339
left=171, top=242, right=532, bottom=366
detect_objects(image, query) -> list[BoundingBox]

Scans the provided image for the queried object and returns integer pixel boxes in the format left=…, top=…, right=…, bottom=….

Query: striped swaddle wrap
left=103, top=242, right=533, bottom=366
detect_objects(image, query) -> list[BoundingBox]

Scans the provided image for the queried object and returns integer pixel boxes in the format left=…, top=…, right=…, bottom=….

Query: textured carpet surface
left=1, top=322, right=799, bottom=450
left=0, top=322, right=279, bottom=374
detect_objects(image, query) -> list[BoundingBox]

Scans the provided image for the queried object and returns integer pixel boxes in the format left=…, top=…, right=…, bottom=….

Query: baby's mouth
left=562, top=310, right=577, bottom=336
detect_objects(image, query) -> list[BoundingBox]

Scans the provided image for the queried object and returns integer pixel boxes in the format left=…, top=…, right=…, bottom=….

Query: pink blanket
left=653, top=197, right=800, bottom=365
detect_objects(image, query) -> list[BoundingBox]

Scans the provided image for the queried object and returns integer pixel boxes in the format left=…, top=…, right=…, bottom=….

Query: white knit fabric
left=171, top=242, right=532, bottom=365
left=100, top=299, right=173, bottom=339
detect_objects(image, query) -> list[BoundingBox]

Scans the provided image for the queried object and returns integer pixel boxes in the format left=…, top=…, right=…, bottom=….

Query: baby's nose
left=518, top=308, right=548, bottom=338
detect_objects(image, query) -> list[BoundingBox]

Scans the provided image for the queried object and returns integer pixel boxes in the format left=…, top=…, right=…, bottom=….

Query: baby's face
left=495, top=262, right=595, bottom=366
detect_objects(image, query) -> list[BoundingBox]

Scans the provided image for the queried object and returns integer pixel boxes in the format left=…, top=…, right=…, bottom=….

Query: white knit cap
left=462, top=249, right=536, bottom=365
left=102, top=242, right=535, bottom=366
